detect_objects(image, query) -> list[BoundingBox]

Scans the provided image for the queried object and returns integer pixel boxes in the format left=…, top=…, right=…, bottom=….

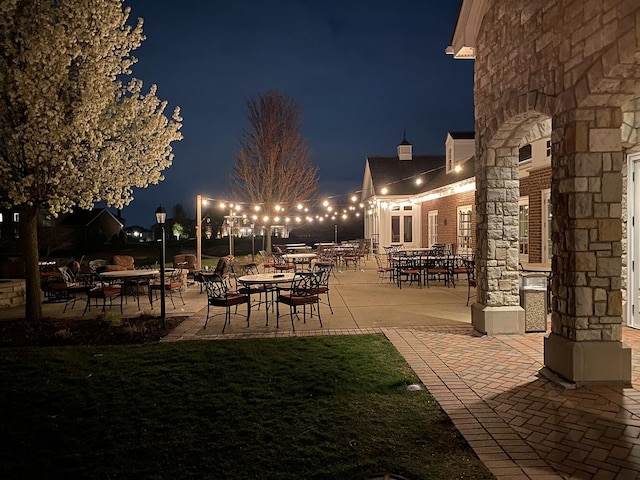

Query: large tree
left=0, top=0, right=183, bottom=320
left=231, top=91, right=318, bottom=252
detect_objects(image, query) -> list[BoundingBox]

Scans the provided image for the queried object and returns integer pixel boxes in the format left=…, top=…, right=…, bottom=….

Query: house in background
left=413, top=132, right=476, bottom=254
left=362, top=131, right=552, bottom=260
left=361, top=135, right=445, bottom=252
left=57, top=208, right=124, bottom=246
left=124, top=225, right=153, bottom=242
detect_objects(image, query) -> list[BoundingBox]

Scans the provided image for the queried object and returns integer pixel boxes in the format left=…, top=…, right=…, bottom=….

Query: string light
left=197, top=189, right=370, bottom=228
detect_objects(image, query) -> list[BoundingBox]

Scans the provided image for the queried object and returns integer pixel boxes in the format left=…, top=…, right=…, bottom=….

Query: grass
left=0, top=335, right=494, bottom=479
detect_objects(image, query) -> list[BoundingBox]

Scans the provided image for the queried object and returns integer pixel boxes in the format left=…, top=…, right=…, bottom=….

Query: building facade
left=449, top=0, right=640, bottom=385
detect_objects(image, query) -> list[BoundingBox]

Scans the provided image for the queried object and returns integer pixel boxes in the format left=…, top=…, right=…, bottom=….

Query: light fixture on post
left=155, top=205, right=167, bottom=328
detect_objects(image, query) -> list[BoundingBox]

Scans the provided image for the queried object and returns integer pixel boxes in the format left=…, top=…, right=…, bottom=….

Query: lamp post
left=228, top=209, right=234, bottom=256
left=196, top=194, right=202, bottom=271
left=250, top=223, right=255, bottom=262
left=155, top=205, right=167, bottom=328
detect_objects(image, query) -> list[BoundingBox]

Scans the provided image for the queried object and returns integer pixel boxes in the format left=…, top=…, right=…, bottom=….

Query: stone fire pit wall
left=0, top=279, right=26, bottom=309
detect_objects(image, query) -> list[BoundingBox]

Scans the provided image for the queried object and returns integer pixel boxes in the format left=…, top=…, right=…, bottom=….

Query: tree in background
left=171, top=203, right=193, bottom=239
left=231, top=90, right=319, bottom=253
left=172, top=222, right=184, bottom=241
left=0, top=0, right=183, bottom=320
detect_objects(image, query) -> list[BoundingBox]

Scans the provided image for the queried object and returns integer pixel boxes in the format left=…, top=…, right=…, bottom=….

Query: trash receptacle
left=520, top=272, right=547, bottom=332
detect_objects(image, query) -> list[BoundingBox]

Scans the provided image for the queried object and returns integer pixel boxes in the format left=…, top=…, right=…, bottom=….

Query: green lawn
left=0, top=335, right=494, bottom=479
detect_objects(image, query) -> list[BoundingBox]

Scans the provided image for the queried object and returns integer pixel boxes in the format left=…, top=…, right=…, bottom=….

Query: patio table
left=99, top=269, right=159, bottom=309
left=237, top=272, right=296, bottom=323
left=282, top=253, right=317, bottom=270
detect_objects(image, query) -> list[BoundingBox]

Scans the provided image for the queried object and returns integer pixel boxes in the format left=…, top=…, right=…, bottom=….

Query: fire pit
left=0, top=279, right=26, bottom=309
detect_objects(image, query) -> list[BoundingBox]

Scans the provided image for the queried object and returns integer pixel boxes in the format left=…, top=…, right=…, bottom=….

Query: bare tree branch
left=231, top=91, right=319, bottom=251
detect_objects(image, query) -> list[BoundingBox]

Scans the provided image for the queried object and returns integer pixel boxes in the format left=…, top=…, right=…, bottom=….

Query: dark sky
left=120, top=0, right=474, bottom=228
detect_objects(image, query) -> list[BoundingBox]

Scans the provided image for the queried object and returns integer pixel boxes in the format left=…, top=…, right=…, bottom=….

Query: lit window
left=457, top=206, right=472, bottom=253
left=13, top=212, right=19, bottom=222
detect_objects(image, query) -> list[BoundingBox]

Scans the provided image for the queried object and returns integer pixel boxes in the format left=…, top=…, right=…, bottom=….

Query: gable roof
left=420, top=155, right=476, bottom=192
left=58, top=208, right=124, bottom=228
left=365, top=155, right=445, bottom=197
left=448, top=131, right=475, bottom=140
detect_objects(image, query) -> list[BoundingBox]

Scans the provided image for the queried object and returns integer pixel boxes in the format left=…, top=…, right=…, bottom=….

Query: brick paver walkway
left=385, top=325, right=640, bottom=480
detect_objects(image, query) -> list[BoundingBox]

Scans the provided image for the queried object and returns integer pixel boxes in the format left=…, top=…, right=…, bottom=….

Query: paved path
left=386, top=325, right=640, bottom=480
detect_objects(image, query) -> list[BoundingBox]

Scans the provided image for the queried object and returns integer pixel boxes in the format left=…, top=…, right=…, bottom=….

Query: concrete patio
left=3, top=263, right=640, bottom=479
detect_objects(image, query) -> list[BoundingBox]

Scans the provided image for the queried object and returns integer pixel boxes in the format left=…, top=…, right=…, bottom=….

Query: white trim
left=428, top=210, right=438, bottom=247
left=627, top=153, right=640, bottom=328
left=541, top=189, right=551, bottom=264
left=412, top=178, right=475, bottom=204
left=518, top=197, right=530, bottom=263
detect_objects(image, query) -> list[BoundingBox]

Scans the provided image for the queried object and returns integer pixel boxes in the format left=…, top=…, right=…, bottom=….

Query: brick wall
left=420, top=191, right=475, bottom=250
left=519, top=166, right=552, bottom=263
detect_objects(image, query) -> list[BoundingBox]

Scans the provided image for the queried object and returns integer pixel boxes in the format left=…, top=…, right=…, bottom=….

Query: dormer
left=398, top=133, right=412, bottom=161
left=445, top=131, right=475, bottom=173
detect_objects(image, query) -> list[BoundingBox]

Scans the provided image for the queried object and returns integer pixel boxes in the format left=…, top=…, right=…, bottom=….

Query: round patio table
left=282, top=253, right=317, bottom=271
left=99, top=270, right=159, bottom=309
left=237, top=273, right=295, bottom=324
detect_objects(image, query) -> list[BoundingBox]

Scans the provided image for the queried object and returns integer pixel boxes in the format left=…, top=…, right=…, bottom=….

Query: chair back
left=212, top=255, right=233, bottom=278
left=89, top=259, right=108, bottom=273
left=169, top=265, right=184, bottom=283
left=57, top=266, right=76, bottom=285
left=290, top=272, right=319, bottom=297
left=203, top=275, right=228, bottom=300
left=111, top=255, right=135, bottom=270
left=313, top=264, right=332, bottom=286
left=244, top=263, right=260, bottom=275
left=173, top=254, right=196, bottom=271
left=462, top=256, right=475, bottom=280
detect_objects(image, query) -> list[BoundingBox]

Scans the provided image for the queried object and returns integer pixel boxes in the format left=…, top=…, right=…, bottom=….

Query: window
left=519, top=198, right=529, bottom=258
left=428, top=210, right=438, bottom=247
left=457, top=206, right=472, bottom=253
left=518, top=144, right=532, bottom=162
left=13, top=212, right=19, bottom=222
left=391, top=216, right=400, bottom=243
left=546, top=140, right=551, bottom=157
left=391, top=205, right=415, bottom=244
left=403, top=216, right=413, bottom=243
left=447, top=147, right=453, bottom=173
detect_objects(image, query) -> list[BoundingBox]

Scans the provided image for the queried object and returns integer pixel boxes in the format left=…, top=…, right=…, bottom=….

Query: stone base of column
left=543, top=332, right=631, bottom=386
left=471, top=303, right=525, bottom=335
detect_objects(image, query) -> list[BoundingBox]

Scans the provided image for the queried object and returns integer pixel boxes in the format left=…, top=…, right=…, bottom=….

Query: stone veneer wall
left=467, top=0, right=639, bottom=382
left=0, top=280, right=26, bottom=309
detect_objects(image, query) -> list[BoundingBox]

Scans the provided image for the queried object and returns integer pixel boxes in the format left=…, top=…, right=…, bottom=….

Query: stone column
left=544, top=107, right=631, bottom=385
left=471, top=145, right=525, bottom=334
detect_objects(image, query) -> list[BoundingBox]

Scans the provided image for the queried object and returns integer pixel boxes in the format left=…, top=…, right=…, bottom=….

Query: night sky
left=120, top=0, right=474, bottom=228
